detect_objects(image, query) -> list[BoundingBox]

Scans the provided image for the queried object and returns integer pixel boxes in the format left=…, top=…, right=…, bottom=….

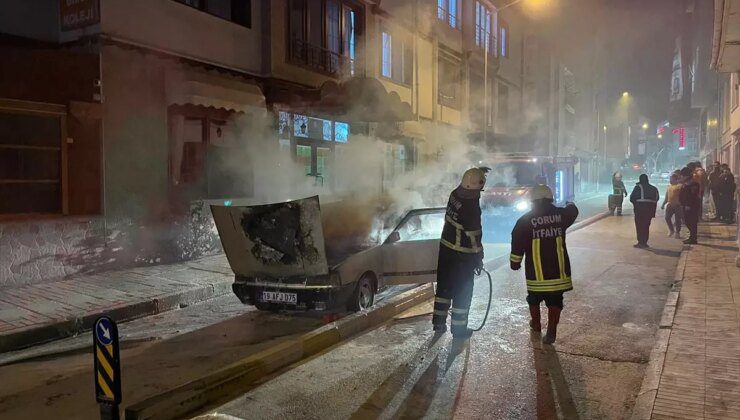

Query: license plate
left=261, top=291, right=298, bottom=304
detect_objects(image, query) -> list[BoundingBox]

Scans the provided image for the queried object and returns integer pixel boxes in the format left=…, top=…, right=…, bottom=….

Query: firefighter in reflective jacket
left=510, top=185, right=578, bottom=344
left=432, top=167, right=487, bottom=338
left=629, top=174, right=660, bottom=248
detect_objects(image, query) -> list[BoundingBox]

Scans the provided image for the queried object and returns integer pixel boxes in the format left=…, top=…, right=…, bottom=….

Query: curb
left=630, top=246, right=688, bottom=420
left=124, top=284, right=434, bottom=420
left=0, top=280, right=231, bottom=354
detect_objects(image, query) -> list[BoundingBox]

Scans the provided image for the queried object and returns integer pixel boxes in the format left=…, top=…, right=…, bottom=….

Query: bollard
left=94, top=316, right=122, bottom=420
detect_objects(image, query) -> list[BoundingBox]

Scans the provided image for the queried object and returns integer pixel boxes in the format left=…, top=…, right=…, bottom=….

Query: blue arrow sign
left=95, top=317, right=114, bottom=346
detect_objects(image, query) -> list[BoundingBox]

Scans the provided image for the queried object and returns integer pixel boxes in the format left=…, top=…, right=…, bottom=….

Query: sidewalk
left=0, top=254, right=233, bottom=353
left=647, top=222, right=740, bottom=419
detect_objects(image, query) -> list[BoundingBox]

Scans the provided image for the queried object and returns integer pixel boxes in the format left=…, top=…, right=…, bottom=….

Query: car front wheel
left=348, top=276, right=375, bottom=311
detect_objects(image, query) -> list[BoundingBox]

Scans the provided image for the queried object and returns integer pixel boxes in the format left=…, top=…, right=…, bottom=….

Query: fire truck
left=477, top=153, right=577, bottom=241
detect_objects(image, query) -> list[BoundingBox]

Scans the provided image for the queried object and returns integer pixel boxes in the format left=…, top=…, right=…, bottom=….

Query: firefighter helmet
left=461, top=168, right=487, bottom=190
left=530, top=184, right=554, bottom=201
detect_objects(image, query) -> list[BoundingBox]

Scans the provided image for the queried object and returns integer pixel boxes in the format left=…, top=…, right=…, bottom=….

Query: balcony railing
left=290, top=38, right=355, bottom=78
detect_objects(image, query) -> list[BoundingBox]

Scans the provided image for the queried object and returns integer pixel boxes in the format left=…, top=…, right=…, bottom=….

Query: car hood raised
left=211, top=196, right=329, bottom=278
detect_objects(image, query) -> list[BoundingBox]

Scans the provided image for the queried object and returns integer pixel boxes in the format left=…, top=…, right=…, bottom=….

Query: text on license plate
left=262, top=291, right=297, bottom=304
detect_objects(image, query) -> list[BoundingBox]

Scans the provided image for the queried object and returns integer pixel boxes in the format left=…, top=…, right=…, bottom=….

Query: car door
left=382, top=209, right=445, bottom=285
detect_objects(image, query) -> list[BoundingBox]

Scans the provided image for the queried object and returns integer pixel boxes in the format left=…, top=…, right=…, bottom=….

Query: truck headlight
left=515, top=200, right=530, bottom=212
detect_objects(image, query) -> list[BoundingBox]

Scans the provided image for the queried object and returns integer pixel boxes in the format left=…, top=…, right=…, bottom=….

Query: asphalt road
left=0, top=191, right=614, bottom=419
left=202, top=211, right=683, bottom=420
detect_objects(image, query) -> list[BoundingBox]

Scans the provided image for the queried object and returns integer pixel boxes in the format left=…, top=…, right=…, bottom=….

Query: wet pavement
left=202, top=210, right=683, bottom=420
left=0, top=192, right=613, bottom=419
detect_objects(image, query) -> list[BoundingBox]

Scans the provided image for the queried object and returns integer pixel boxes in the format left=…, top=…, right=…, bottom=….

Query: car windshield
left=486, top=162, right=540, bottom=187
left=393, top=212, right=445, bottom=242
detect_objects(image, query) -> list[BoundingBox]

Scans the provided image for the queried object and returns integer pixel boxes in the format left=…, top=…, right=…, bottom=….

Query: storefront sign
left=60, top=0, right=99, bottom=31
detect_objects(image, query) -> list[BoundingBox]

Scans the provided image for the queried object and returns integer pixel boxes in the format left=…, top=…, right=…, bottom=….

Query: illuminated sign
left=60, top=0, right=99, bottom=31
left=672, top=127, right=686, bottom=150
left=554, top=170, right=564, bottom=203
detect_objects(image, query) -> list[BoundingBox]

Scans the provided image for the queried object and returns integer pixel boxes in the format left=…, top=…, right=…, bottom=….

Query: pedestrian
left=433, top=167, right=487, bottom=338
left=610, top=171, right=627, bottom=216
left=662, top=172, right=683, bottom=238
left=630, top=174, right=660, bottom=248
left=707, top=162, right=721, bottom=220
left=693, top=162, right=707, bottom=219
left=510, top=185, right=578, bottom=345
left=717, top=165, right=737, bottom=223
left=679, top=167, right=701, bottom=244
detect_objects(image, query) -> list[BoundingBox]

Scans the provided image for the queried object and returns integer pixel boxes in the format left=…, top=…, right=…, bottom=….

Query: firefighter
left=630, top=174, right=660, bottom=248
left=510, top=185, right=579, bottom=345
left=432, top=167, right=487, bottom=338
left=611, top=172, right=628, bottom=216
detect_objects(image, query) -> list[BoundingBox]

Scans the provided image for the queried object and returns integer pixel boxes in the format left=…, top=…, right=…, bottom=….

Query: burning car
left=211, top=196, right=445, bottom=312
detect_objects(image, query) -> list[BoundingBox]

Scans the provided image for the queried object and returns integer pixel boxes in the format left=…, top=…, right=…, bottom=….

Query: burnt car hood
left=211, top=196, right=329, bottom=278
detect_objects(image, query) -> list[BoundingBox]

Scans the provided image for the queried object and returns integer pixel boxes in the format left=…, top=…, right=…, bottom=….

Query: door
left=382, top=209, right=445, bottom=285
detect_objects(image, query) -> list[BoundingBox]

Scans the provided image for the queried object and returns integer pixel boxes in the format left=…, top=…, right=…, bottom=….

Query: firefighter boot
left=529, top=304, right=542, bottom=332
left=542, top=306, right=561, bottom=345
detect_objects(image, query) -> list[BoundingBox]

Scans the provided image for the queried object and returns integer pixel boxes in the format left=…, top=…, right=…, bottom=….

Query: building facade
left=0, top=0, right=565, bottom=288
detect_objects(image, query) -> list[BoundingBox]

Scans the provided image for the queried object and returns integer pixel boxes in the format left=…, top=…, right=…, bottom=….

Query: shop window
left=297, top=145, right=312, bottom=175
left=335, top=122, right=349, bottom=142
left=322, top=120, right=332, bottom=141
left=294, top=114, right=309, bottom=137
left=0, top=111, right=62, bottom=214
left=317, top=147, right=332, bottom=181
left=169, top=107, right=248, bottom=202
left=173, top=0, right=251, bottom=28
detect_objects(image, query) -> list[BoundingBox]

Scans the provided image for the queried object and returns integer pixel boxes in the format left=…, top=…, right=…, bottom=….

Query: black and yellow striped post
left=93, top=316, right=121, bottom=420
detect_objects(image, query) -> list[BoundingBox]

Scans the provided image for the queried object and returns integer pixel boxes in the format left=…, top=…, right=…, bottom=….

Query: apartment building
left=0, top=0, right=556, bottom=287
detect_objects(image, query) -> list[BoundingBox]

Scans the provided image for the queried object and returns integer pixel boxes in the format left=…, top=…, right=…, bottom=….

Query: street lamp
left=498, top=0, right=550, bottom=11
left=622, top=91, right=630, bottom=98
left=642, top=123, right=649, bottom=130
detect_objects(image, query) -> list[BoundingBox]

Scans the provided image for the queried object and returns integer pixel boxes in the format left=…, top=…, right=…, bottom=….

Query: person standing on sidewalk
left=432, top=167, right=487, bottom=339
left=510, top=185, right=579, bottom=345
left=630, top=174, right=660, bottom=248
left=680, top=167, right=701, bottom=244
left=717, top=165, right=737, bottom=223
left=708, top=162, right=722, bottom=220
left=662, top=173, right=683, bottom=238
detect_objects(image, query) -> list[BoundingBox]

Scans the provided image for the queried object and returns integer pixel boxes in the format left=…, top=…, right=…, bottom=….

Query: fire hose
left=471, top=267, right=493, bottom=332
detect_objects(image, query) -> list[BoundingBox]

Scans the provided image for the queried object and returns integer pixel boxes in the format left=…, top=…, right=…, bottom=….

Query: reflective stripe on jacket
left=440, top=187, right=483, bottom=254
left=511, top=203, right=579, bottom=292
left=630, top=183, right=659, bottom=217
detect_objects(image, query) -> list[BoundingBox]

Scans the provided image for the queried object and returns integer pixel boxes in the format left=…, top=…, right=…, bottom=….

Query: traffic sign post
left=93, top=316, right=121, bottom=420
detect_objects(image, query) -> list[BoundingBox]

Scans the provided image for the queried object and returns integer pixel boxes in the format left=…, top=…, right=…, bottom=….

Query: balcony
left=289, top=38, right=355, bottom=78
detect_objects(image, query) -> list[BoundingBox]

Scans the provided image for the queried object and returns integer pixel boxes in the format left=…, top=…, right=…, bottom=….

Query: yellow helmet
left=461, top=168, right=487, bottom=190
left=530, top=184, right=554, bottom=201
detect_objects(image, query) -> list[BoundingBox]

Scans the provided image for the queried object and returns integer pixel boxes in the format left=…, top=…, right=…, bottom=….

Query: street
left=0, top=196, right=608, bottom=419
left=199, top=211, right=682, bottom=420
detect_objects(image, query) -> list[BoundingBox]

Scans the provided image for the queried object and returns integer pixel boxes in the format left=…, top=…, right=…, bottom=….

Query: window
left=288, top=0, right=360, bottom=77
left=394, top=212, right=445, bottom=242
left=475, top=2, right=495, bottom=54
left=438, top=56, right=461, bottom=108
left=381, top=30, right=413, bottom=85
left=732, top=72, right=739, bottom=110
left=500, top=20, right=509, bottom=57
left=498, top=83, right=509, bottom=122
left=169, top=107, right=248, bottom=202
left=173, top=0, right=251, bottom=27
left=382, top=32, right=392, bottom=78
left=335, top=122, right=349, bottom=142
left=0, top=111, right=62, bottom=214
left=437, top=0, right=460, bottom=29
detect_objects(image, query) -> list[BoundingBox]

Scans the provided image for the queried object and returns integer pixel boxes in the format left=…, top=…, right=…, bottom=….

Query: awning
left=268, top=77, right=414, bottom=123
left=166, top=70, right=266, bottom=113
